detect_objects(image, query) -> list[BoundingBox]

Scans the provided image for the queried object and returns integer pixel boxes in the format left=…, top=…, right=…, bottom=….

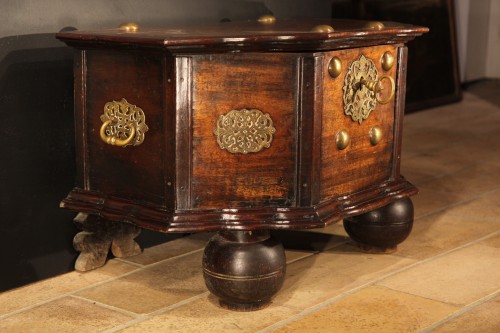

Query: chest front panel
left=320, top=45, right=398, bottom=201
left=189, top=54, right=298, bottom=209
left=84, top=50, right=167, bottom=206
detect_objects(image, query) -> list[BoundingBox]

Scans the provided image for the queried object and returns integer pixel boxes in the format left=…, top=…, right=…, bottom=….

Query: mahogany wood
left=85, top=49, right=166, bottom=205
left=320, top=45, right=397, bottom=200
left=190, top=53, right=298, bottom=208
left=391, top=46, right=409, bottom=180
left=57, top=18, right=427, bottom=310
left=56, top=18, right=428, bottom=53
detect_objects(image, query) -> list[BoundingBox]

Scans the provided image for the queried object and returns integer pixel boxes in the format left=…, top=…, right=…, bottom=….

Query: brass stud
left=328, top=56, right=342, bottom=79
left=118, top=22, right=139, bottom=32
left=381, top=51, right=395, bottom=71
left=369, top=126, right=383, bottom=145
left=311, top=25, right=334, bottom=33
left=365, top=21, right=385, bottom=30
left=336, top=129, right=350, bottom=150
left=258, top=14, right=276, bottom=24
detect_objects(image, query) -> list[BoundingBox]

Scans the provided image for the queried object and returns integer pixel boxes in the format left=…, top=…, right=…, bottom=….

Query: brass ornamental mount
left=258, top=14, right=277, bottom=24
left=214, top=109, right=276, bottom=154
left=369, top=126, right=383, bottom=145
left=119, top=22, right=139, bottom=32
left=311, top=25, right=335, bottom=33
left=381, top=51, right=395, bottom=71
left=99, top=99, right=149, bottom=147
left=328, top=56, right=342, bottom=79
left=365, top=21, right=385, bottom=30
left=335, top=129, right=350, bottom=150
left=342, top=54, right=395, bottom=124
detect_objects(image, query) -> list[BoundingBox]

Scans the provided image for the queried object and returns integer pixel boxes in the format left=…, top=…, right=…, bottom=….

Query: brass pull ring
left=375, top=75, right=395, bottom=104
left=361, top=76, right=395, bottom=105
left=100, top=119, right=136, bottom=146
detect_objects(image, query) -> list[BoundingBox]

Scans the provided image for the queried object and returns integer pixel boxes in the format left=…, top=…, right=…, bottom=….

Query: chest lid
left=56, top=17, right=428, bottom=53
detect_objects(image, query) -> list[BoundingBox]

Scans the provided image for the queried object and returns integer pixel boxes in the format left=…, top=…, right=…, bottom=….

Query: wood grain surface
left=190, top=53, right=298, bottom=209
left=60, top=26, right=420, bottom=232
left=85, top=49, right=167, bottom=206
left=320, top=44, right=399, bottom=200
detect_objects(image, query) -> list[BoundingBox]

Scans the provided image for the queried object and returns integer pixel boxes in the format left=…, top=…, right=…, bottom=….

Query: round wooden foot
left=202, top=230, right=286, bottom=311
left=343, top=198, right=414, bottom=253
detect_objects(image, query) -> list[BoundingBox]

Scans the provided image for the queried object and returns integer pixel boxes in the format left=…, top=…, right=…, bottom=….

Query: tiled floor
left=1, top=86, right=499, bottom=332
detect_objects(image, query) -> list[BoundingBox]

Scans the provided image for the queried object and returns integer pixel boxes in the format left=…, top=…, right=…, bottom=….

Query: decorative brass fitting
left=99, top=99, right=149, bottom=147
left=342, top=54, right=396, bottom=124
left=258, top=15, right=276, bottom=24
left=100, top=119, right=136, bottom=146
left=214, top=109, right=275, bottom=154
left=311, top=25, right=334, bottom=33
left=381, top=51, right=395, bottom=71
left=328, top=56, right=342, bottom=79
left=335, top=129, right=350, bottom=150
left=369, top=126, right=383, bottom=145
left=360, top=76, right=395, bottom=105
left=118, top=22, right=139, bottom=32
left=365, top=21, right=385, bottom=30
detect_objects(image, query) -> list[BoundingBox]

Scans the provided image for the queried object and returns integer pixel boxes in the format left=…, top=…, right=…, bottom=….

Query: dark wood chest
left=57, top=18, right=427, bottom=310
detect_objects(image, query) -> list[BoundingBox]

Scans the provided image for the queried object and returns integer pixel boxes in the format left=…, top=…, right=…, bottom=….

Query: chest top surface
left=56, top=18, right=428, bottom=53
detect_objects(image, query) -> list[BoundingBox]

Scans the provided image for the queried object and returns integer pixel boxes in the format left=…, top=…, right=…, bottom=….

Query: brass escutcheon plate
left=214, top=109, right=276, bottom=154
left=342, top=54, right=379, bottom=124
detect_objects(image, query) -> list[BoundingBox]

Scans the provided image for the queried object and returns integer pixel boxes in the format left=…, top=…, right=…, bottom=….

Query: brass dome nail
left=311, top=25, right=334, bottom=33
left=370, top=126, right=383, bottom=145
left=119, top=22, right=139, bottom=32
left=258, top=15, right=277, bottom=24
left=336, top=130, right=350, bottom=150
left=365, top=21, right=384, bottom=30
left=328, top=56, right=342, bottom=78
left=381, top=51, right=395, bottom=71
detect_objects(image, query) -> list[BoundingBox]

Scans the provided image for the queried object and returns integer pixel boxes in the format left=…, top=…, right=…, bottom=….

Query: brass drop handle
left=360, top=75, right=395, bottom=105
left=100, top=119, right=136, bottom=147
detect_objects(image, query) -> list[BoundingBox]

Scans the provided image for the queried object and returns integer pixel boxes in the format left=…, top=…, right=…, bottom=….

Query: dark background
left=0, top=0, right=333, bottom=292
left=331, top=0, right=461, bottom=112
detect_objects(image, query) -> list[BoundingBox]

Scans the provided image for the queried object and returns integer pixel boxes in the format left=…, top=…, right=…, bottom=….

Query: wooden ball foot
left=202, top=230, right=286, bottom=311
left=343, top=198, right=414, bottom=253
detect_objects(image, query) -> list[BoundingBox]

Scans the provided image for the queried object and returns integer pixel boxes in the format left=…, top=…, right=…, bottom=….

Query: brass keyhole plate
left=342, top=54, right=379, bottom=124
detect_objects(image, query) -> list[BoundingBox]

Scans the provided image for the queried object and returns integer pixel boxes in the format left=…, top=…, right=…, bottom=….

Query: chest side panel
left=84, top=50, right=166, bottom=206
left=320, top=45, right=398, bottom=201
left=190, top=53, right=298, bottom=209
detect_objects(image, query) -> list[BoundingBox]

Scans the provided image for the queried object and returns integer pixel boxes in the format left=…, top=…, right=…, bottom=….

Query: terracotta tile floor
left=1, top=88, right=500, bottom=332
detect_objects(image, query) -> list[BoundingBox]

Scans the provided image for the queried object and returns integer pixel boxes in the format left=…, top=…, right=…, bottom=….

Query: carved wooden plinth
left=73, top=213, right=142, bottom=271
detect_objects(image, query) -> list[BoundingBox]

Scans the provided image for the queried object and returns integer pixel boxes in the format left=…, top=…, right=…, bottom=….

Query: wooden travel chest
left=57, top=18, right=427, bottom=310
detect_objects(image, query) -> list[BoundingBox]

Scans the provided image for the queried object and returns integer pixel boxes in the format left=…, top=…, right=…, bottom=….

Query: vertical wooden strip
left=74, top=49, right=88, bottom=190
left=175, top=57, right=193, bottom=209
left=163, top=56, right=175, bottom=210
left=295, top=57, right=305, bottom=207
left=297, top=55, right=324, bottom=206
left=391, top=46, right=408, bottom=180
left=311, top=55, right=324, bottom=205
